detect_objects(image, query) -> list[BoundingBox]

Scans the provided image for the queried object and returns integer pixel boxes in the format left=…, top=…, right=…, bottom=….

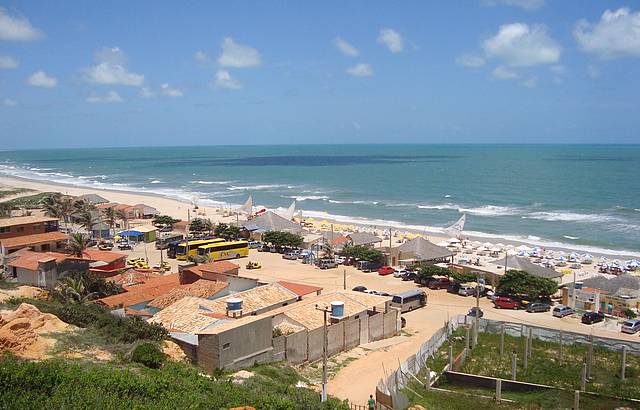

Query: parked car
left=467, top=307, right=484, bottom=318
left=447, top=282, right=462, bottom=294
left=526, top=302, right=551, bottom=313
left=581, top=311, right=605, bottom=325
left=552, top=305, right=576, bottom=318
left=335, top=256, right=346, bottom=264
left=393, top=269, right=408, bottom=278
left=458, top=284, right=476, bottom=297
left=352, top=285, right=367, bottom=292
left=378, top=266, right=395, bottom=276
left=621, top=319, right=640, bottom=334
left=248, top=241, right=261, bottom=249
left=402, top=271, right=418, bottom=281
left=118, top=242, right=132, bottom=250
left=494, top=296, right=521, bottom=309
left=282, top=252, right=298, bottom=260
left=317, top=258, right=338, bottom=269
left=86, top=240, right=98, bottom=247
left=98, top=241, right=114, bottom=251
left=359, top=261, right=381, bottom=273
left=428, top=277, right=452, bottom=290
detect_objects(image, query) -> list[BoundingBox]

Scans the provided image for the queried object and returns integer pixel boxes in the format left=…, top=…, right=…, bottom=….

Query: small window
left=222, top=342, right=230, bottom=350
left=0, top=227, right=10, bottom=233
left=354, top=315, right=360, bottom=320
left=33, top=224, right=41, bottom=230
left=17, top=227, right=24, bottom=232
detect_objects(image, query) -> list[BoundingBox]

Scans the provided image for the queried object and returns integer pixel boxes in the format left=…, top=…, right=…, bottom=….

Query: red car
left=377, top=266, right=395, bottom=276
left=428, top=277, right=452, bottom=290
left=494, top=296, right=520, bottom=310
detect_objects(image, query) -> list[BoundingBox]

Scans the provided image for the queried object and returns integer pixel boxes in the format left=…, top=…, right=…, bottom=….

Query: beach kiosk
left=117, top=225, right=157, bottom=243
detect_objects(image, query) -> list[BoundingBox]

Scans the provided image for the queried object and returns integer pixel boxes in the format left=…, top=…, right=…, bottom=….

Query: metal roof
left=396, top=237, right=454, bottom=261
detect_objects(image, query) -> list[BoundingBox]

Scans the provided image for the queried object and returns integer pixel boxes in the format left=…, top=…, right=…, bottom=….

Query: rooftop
left=487, top=256, right=563, bottom=279
left=148, top=296, right=231, bottom=333
left=78, top=193, right=109, bottom=204
left=147, top=280, right=229, bottom=309
left=276, top=281, right=322, bottom=297
left=0, top=216, right=58, bottom=228
left=581, top=275, right=640, bottom=295
left=202, top=282, right=298, bottom=315
left=396, top=237, right=454, bottom=261
left=6, top=250, right=75, bottom=271
left=106, top=270, right=163, bottom=287
left=184, top=260, right=239, bottom=279
left=82, top=248, right=126, bottom=264
left=97, top=274, right=180, bottom=308
left=0, top=231, right=68, bottom=249
left=348, top=232, right=382, bottom=246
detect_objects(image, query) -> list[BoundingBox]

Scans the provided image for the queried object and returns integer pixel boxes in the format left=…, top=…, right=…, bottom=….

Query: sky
left=1, top=0, right=640, bottom=148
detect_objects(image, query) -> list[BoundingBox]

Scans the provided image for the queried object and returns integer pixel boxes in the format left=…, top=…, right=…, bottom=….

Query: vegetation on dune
left=0, top=355, right=349, bottom=410
left=3, top=297, right=166, bottom=344
left=52, top=271, right=122, bottom=305
left=131, top=342, right=166, bottom=369
left=0, top=187, right=33, bottom=199
left=3, top=192, right=60, bottom=210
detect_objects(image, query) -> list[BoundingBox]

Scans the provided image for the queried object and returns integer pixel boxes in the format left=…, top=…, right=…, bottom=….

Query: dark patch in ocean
left=546, top=156, right=634, bottom=162
left=163, top=155, right=461, bottom=167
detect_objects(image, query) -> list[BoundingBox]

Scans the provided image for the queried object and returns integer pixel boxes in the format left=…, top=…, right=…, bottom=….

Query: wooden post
left=425, top=367, right=431, bottom=390
left=587, top=335, right=593, bottom=379
left=465, top=326, right=471, bottom=351
left=448, top=345, right=454, bottom=370
left=524, top=335, right=529, bottom=370
left=581, top=362, right=587, bottom=392
left=511, top=353, right=517, bottom=380
left=574, top=390, right=580, bottom=410
left=520, top=324, right=524, bottom=337
left=621, top=346, right=627, bottom=380
left=559, top=331, right=563, bottom=363
left=528, top=328, right=533, bottom=359
left=495, top=379, right=502, bottom=402
left=500, top=323, right=505, bottom=356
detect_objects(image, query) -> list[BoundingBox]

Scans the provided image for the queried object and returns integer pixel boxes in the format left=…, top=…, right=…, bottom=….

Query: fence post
left=500, top=323, right=505, bottom=356
left=465, top=326, right=471, bottom=351
left=495, top=379, right=502, bottom=402
left=528, top=328, right=533, bottom=359
left=520, top=324, right=524, bottom=337
left=448, top=345, right=453, bottom=370
left=511, top=353, right=517, bottom=380
left=621, top=346, right=627, bottom=380
left=425, top=367, right=431, bottom=390
left=524, top=335, right=529, bottom=370
left=559, top=331, right=563, bottom=364
left=581, top=362, right=587, bottom=392
left=574, top=390, right=580, bottom=410
left=587, top=335, right=593, bottom=379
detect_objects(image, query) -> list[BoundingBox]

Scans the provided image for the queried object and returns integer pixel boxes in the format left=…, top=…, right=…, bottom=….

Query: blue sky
left=1, top=0, right=639, bottom=148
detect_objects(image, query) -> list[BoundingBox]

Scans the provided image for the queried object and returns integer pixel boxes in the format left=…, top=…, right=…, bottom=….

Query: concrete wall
left=272, top=335, right=285, bottom=362
left=285, top=330, right=308, bottom=364
left=368, top=312, right=384, bottom=342
left=16, top=267, right=40, bottom=287
left=307, top=327, right=324, bottom=362
left=344, top=319, right=360, bottom=350
left=359, top=314, right=369, bottom=344
left=383, top=309, right=398, bottom=338
left=326, top=322, right=345, bottom=357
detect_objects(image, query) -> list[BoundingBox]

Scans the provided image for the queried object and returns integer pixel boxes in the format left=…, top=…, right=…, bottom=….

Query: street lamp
left=315, top=304, right=332, bottom=402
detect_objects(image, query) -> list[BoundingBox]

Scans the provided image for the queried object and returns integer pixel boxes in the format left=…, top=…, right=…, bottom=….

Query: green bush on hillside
left=131, top=342, right=166, bottom=369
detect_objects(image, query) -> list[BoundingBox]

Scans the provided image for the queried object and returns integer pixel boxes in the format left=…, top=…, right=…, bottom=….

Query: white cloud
left=139, top=87, right=156, bottom=98
left=215, top=69, right=242, bottom=89
left=218, top=37, right=261, bottom=68
left=160, top=83, right=183, bottom=97
left=456, top=54, right=485, bottom=67
left=377, top=28, right=404, bottom=53
left=492, top=65, right=518, bottom=80
left=0, top=55, right=18, bottom=68
left=27, top=71, right=57, bottom=88
left=86, top=90, right=123, bottom=103
left=482, top=0, right=544, bottom=11
left=0, top=6, right=43, bottom=41
left=194, top=50, right=210, bottom=62
left=587, top=65, right=600, bottom=79
left=549, top=64, right=566, bottom=74
left=83, top=47, right=144, bottom=86
left=333, top=37, right=359, bottom=57
left=346, top=63, right=373, bottom=77
left=483, top=23, right=561, bottom=66
left=574, top=8, right=640, bottom=59
left=521, top=76, right=538, bottom=88
left=2, top=98, right=17, bottom=107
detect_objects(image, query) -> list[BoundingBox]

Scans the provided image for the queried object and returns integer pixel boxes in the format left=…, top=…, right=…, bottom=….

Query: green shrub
left=131, top=342, right=165, bottom=369
left=4, top=298, right=166, bottom=343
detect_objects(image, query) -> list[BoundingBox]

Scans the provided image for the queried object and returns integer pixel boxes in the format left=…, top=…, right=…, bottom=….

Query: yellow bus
left=197, top=240, right=249, bottom=261
left=175, top=238, right=225, bottom=260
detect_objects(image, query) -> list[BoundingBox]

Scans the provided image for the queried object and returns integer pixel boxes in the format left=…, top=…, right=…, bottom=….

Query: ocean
left=1, top=144, right=638, bottom=256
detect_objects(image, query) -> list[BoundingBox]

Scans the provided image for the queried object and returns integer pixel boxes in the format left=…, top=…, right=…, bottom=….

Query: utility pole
left=572, top=270, right=577, bottom=309
left=343, top=269, right=346, bottom=290
left=473, top=271, right=482, bottom=347
left=315, top=304, right=332, bottom=402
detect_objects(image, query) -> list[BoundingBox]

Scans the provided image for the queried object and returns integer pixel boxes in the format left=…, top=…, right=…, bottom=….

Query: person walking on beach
left=368, top=394, right=376, bottom=410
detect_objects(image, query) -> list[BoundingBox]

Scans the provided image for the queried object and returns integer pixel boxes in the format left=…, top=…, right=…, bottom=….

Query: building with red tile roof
left=276, top=281, right=322, bottom=299
left=4, top=249, right=90, bottom=289
left=0, top=231, right=68, bottom=254
left=179, top=261, right=240, bottom=284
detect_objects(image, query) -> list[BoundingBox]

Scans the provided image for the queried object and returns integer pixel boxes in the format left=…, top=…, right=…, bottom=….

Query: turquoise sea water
left=1, top=145, right=638, bottom=255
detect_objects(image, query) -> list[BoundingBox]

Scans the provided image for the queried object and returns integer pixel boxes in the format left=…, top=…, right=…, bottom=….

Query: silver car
left=621, top=319, right=640, bottom=334
left=552, top=305, right=575, bottom=318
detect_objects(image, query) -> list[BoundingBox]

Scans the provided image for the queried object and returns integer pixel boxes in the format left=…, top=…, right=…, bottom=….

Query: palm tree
left=54, top=275, right=98, bottom=304
left=115, top=208, right=129, bottom=231
left=74, top=207, right=96, bottom=238
left=67, top=232, right=89, bottom=257
left=58, top=196, right=75, bottom=231
left=102, top=206, right=117, bottom=237
left=41, top=193, right=63, bottom=219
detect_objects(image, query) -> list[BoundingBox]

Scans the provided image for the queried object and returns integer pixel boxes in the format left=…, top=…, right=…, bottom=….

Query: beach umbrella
left=505, top=244, right=515, bottom=249
left=448, top=237, right=461, bottom=244
left=516, top=245, right=530, bottom=252
left=495, top=243, right=505, bottom=248
left=437, top=240, right=450, bottom=247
